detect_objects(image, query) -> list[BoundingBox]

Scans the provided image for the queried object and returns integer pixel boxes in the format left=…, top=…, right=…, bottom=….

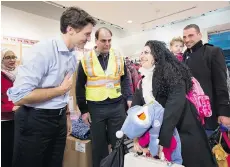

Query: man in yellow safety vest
left=76, top=27, right=132, bottom=167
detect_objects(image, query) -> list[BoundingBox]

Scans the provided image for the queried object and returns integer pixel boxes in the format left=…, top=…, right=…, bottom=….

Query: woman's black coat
left=132, top=81, right=217, bottom=167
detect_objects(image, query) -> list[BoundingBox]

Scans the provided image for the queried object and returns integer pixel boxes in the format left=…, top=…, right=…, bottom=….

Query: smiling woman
left=1, top=49, right=19, bottom=167
left=132, top=40, right=218, bottom=167
left=140, top=46, right=155, bottom=69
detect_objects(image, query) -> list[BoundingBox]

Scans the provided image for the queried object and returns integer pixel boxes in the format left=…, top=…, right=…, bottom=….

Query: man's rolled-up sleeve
left=7, top=49, right=48, bottom=103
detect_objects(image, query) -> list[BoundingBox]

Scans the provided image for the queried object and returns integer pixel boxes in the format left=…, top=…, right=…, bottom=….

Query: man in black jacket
left=76, top=27, right=132, bottom=167
left=183, top=24, right=230, bottom=135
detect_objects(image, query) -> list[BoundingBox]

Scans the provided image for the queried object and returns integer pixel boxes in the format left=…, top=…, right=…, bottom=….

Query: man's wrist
left=56, top=86, right=66, bottom=96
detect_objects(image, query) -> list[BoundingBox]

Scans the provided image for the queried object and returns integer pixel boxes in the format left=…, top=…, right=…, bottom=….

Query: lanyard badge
left=106, top=83, right=115, bottom=89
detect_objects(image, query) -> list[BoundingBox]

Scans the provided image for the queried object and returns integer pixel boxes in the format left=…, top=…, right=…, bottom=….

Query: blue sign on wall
left=209, top=31, right=230, bottom=67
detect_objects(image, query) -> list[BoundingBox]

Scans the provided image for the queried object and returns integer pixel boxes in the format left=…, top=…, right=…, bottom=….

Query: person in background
left=7, top=7, right=96, bottom=167
left=132, top=40, right=217, bottom=167
left=170, top=37, right=184, bottom=62
left=134, top=62, right=141, bottom=71
left=125, top=58, right=140, bottom=93
left=1, top=49, right=19, bottom=167
left=183, top=24, right=230, bottom=136
left=76, top=27, right=132, bottom=167
left=126, top=63, right=134, bottom=93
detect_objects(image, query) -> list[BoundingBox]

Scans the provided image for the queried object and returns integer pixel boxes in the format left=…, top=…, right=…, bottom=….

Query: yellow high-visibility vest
left=81, top=49, right=124, bottom=101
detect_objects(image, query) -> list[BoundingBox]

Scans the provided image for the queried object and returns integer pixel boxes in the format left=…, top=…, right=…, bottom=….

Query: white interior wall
left=1, top=6, right=124, bottom=54
left=2, top=5, right=230, bottom=61
left=120, top=9, right=230, bottom=59
left=1, top=6, right=60, bottom=40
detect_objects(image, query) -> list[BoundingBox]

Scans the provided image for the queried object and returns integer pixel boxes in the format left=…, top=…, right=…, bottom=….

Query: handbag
left=209, top=126, right=230, bottom=154
left=100, top=136, right=130, bottom=167
left=212, top=132, right=229, bottom=167
left=124, top=152, right=184, bottom=167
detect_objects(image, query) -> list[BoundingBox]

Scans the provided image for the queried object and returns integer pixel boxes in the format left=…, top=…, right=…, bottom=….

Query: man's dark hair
left=95, top=27, right=113, bottom=40
left=60, top=7, right=96, bottom=34
left=184, top=24, right=200, bottom=33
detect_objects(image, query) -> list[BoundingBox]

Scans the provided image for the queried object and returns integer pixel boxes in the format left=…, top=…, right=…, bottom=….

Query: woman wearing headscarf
left=132, top=40, right=217, bottom=167
left=1, top=49, right=19, bottom=167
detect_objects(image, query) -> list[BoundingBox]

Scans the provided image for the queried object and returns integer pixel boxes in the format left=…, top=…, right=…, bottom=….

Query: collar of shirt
left=187, top=40, right=203, bottom=53
left=56, top=37, right=75, bottom=53
left=94, top=48, right=109, bottom=57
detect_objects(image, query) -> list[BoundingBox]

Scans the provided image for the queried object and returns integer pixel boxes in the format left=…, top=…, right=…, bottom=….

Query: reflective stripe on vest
left=86, top=78, right=120, bottom=87
left=81, top=49, right=124, bottom=101
left=83, top=49, right=123, bottom=78
left=83, top=51, right=95, bottom=77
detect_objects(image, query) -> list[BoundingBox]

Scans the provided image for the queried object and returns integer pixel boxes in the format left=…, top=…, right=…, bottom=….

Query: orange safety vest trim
left=81, top=49, right=124, bottom=101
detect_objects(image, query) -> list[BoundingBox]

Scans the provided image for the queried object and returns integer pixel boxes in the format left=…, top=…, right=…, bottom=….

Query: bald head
left=95, top=27, right=112, bottom=53
left=95, top=27, right=112, bottom=40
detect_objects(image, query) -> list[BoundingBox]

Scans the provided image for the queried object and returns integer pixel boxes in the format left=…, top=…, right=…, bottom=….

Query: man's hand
left=12, top=106, right=20, bottom=112
left=127, top=100, right=132, bottom=109
left=67, top=116, right=72, bottom=136
left=14, top=74, right=74, bottom=106
left=82, top=112, right=91, bottom=126
left=218, top=116, right=230, bottom=127
left=59, top=74, right=73, bottom=93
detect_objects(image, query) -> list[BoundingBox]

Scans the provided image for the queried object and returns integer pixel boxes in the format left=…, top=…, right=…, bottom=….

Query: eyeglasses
left=3, top=56, right=17, bottom=60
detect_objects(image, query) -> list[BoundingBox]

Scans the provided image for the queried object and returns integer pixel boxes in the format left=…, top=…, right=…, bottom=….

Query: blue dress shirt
left=7, top=37, right=77, bottom=109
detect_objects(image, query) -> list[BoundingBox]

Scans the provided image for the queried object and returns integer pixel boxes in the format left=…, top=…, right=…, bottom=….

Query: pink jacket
left=138, top=131, right=177, bottom=162
left=175, top=53, right=183, bottom=62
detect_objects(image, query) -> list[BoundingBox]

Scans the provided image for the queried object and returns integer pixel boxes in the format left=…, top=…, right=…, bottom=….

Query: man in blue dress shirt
left=7, top=7, right=96, bottom=167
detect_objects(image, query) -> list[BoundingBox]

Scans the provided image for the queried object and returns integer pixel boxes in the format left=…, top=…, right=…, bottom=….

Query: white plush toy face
left=134, top=106, right=150, bottom=125
left=122, top=105, right=152, bottom=139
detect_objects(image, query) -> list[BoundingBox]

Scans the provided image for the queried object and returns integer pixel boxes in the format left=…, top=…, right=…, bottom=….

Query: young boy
left=170, top=37, right=184, bottom=62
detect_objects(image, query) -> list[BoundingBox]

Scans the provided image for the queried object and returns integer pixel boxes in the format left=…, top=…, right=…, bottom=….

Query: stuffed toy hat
left=117, top=101, right=164, bottom=156
left=121, top=102, right=164, bottom=140
left=116, top=102, right=183, bottom=164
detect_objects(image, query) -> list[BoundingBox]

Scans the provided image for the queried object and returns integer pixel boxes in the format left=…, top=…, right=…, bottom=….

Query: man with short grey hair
left=76, top=27, right=132, bottom=167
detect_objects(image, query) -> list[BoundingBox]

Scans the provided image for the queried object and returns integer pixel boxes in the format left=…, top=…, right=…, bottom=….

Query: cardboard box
left=63, top=136, right=92, bottom=167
